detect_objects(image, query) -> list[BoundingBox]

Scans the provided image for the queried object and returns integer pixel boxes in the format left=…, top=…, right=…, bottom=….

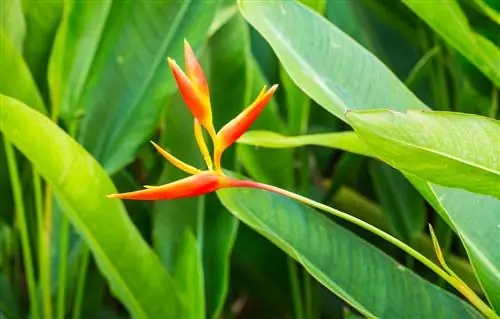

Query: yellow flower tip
left=150, top=140, right=202, bottom=175
left=257, top=86, right=267, bottom=99
left=106, top=193, right=118, bottom=199
left=143, top=185, right=156, bottom=189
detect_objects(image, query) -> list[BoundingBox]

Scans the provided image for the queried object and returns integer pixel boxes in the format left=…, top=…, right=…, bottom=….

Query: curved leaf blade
left=347, top=109, right=500, bottom=200
left=238, top=0, right=427, bottom=120
left=217, top=186, right=481, bottom=318
left=0, top=95, right=182, bottom=318
left=238, top=130, right=373, bottom=156
left=409, top=177, right=500, bottom=311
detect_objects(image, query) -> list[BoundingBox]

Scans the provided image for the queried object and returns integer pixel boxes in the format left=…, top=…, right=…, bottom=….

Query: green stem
left=56, top=121, right=78, bottom=319
left=232, top=180, right=497, bottom=318
left=489, top=87, right=498, bottom=119
left=4, top=141, right=39, bottom=319
left=404, top=45, right=440, bottom=88
left=40, top=187, right=53, bottom=319
left=32, top=170, right=45, bottom=314
left=56, top=217, right=70, bottom=319
left=72, top=248, right=90, bottom=319
left=287, top=257, right=304, bottom=319
left=303, top=269, right=313, bottom=319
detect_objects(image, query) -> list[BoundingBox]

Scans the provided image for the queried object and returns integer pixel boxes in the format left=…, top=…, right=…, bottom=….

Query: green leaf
left=49, top=1, right=218, bottom=174
left=239, top=1, right=500, bottom=306
left=238, top=130, right=373, bottom=157
left=1, top=0, right=25, bottom=51
left=172, top=230, right=205, bottom=319
left=48, top=1, right=111, bottom=121
left=299, top=0, right=326, bottom=15
left=22, top=0, right=62, bottom=101
left=403, top=0, right=500, bottom=87
left=0, top=30, right=45, bottom=113
left=369, top=162, right=426, bottom=243
left=471, top=0, right=500, bottom=25
left=347, top=109, right=500, bottom=200
left=0, top=274, right=20, bottom=319
left=238, top=0, right=427, bottom=120
left=408, top=177, right=500, bottom=311
left=0, top=95, right=182, bottom=318
left=280, top=65, right=310, bottom=135
left=217, top=185, right=481, bottom=318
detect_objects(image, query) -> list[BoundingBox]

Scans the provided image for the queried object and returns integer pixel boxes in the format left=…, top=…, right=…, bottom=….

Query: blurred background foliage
left=0, top=0, right=499, bottom=318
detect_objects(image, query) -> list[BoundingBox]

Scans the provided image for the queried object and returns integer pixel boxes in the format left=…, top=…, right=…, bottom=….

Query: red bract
left=108, top=40, right=279, bottom=201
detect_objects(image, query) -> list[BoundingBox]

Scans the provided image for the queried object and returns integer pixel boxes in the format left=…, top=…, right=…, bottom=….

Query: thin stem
left=32, top=169, right=45, bottom=313
left=303, top=270, right=313, bottom=319
left=298, top=150, right=313, bottom=319
left=41, top=186, right=53, bottom=319
left=287, top=257, right=304, bottom=319
left=404, top=45, right=440, bottom=88
left=56, top=216, right=70, bottom=319
left=489, top=86, right=498, bottom=119
left=72, top=248, right=90, bottom=319
left=194, top=119, right=213, bottom=171
left=231, top=180, right=497, bottom=318
left=4, top=141, right=40, bottom=319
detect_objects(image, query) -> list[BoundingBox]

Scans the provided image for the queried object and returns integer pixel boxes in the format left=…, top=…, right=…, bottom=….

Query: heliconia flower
left=108, top=40, right=281, bottom=201
left=106, top=143, right=290, bottom=201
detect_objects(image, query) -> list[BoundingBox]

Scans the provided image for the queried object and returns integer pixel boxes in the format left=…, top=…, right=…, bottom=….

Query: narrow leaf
left=217, top=186, right=481, bottom=318
left=0, top=95, right=182, bottom=318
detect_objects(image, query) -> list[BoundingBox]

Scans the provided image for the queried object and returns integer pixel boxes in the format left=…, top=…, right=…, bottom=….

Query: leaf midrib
left=359, top=125, right=500, bottom=181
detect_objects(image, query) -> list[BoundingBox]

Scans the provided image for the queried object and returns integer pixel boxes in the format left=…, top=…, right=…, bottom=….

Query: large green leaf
left=217, top=186, right=481, bottom=318
left=409, top=177, right=500, bottom=311
left=347, top=110, right=500, bottom=200
left=403, top=0, right=500, bottom=87
left=238, top=0, right=500, bottom=310
left=22, top=0, right=62, bottom=101
left=0, top=95, right=182, bottom=318
left=49, top=1, right=218, bottom=174
left=238, top=0, right=427, bottom=120
left=239, top=130, right=373, bottom=156
left=48, top=1, right=111, bottom=121
left=0, top=30, right=45, bottom=113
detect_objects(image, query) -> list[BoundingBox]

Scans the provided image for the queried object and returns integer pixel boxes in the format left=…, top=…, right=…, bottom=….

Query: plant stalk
left=4, top=141, right=40, bottom=319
